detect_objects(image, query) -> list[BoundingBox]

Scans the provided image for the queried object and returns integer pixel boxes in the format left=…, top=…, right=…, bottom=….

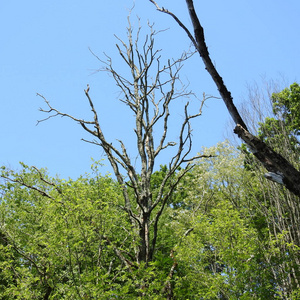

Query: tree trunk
left=185, top=0, right=300, bottom=197
left=234, top=124, right=300, bottom=196
left=138, top=212, right=151, bottom=263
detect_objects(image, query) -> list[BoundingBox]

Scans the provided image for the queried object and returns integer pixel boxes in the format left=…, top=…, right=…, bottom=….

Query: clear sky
left=1, top=1, right=299, bottom=179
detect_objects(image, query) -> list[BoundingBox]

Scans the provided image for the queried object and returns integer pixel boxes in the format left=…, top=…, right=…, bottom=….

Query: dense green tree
left=258, top=83, right=300, bottom=160
left=0, top=163, right=191, bottom=298
left=170, top=142, right=300, bottom=299
left=0, top=163, right=130, bottom=298
left=2, top=142, right=300, bottom=298
left=255, top=83, right=300, bottom=297
left=272, top=83, right=300, bottom=136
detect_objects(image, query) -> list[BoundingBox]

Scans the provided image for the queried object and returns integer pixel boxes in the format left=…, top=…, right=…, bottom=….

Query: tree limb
left=149, top=0, right=300, bottom=197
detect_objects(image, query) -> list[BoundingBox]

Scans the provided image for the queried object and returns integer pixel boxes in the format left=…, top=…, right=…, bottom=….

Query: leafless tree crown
left=37, top=18, right=210, bottom=264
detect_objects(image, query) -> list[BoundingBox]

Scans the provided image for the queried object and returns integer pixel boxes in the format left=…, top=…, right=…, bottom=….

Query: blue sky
left=1, top=1, right=299, bottom=179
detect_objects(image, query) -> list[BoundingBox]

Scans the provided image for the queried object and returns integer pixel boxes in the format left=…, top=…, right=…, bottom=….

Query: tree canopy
left=1, top=138, right=300, bottom=298
left=258, top=83, right=300, bottom=159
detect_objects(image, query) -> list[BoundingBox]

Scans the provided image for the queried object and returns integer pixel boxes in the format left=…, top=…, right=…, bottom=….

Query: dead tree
left=149, top=0, right=300, bottom=197
left=37, top=20, right=209, bottom=264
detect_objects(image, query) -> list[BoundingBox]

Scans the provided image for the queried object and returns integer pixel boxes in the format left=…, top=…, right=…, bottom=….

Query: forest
left=1, top=1, right=300, bottom=299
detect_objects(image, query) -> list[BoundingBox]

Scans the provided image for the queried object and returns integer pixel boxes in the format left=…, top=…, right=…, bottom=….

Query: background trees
left=252, top=83, right=300, bottom=297
left=175, top=141, right=300, bottom=299
left=1, top=96, right=300, bottom=298
left=2, top=138, right=299, bottom=298
left=258, top=83, right=300, bottom=161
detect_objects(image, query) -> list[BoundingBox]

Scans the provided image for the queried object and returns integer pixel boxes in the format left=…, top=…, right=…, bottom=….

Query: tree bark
left=234, top=124, right=300, bottom=196
left=185, top=0, right=248, bottom=130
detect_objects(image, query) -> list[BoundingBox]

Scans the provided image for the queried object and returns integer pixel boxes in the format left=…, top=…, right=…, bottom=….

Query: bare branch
left=37, top=93, right=94, bottom=126
left=1, top=173, right=53, bottom=199
left=149, top=0, right=197, bottom=49
left=104, top=236, right=135, bottom=272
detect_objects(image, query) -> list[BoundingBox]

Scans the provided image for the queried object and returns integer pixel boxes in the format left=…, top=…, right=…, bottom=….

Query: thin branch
left=104, top=236, right=135, bottom=272
left=149, top=0, right=197, bottom=49
left=32, top=166, right=62, bottom=194
left=1, top=174, right=53, bottom=199
left=37, top=93, right=94, bottom=126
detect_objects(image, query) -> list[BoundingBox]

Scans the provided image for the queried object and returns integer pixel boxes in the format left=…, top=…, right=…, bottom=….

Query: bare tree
left=149, top=0, right=300, bottom=197
left=37, top=19, right=210, bottom=265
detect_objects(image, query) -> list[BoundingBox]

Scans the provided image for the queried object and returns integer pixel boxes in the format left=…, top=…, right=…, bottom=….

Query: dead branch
left=234, top=124, right=300, bottom=196
left=149, top=0, right=300, bottom=197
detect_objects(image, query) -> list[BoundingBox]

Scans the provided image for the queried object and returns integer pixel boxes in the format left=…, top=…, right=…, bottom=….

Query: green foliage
left=171, top=142, right=300, bottom=299
left=272, top=82, right=300, bottom=135
left=1, top=140, right=300, bottom=298
left=258, top=82, right=300, bottom=158
left=151, top=165, right=190, bottom=209
left=0, top=163, right=132, bottom=298
left=0, top=163, right=178, bottom=299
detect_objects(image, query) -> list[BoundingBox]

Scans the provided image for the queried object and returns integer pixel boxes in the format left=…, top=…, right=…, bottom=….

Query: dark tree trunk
left=150, top=0, right=300, bottom=197
left=138, top=213, right=151, bottom=263
left=185, top=0, right=300, bottom=197
left=234, top=125, right=300, bottom=196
